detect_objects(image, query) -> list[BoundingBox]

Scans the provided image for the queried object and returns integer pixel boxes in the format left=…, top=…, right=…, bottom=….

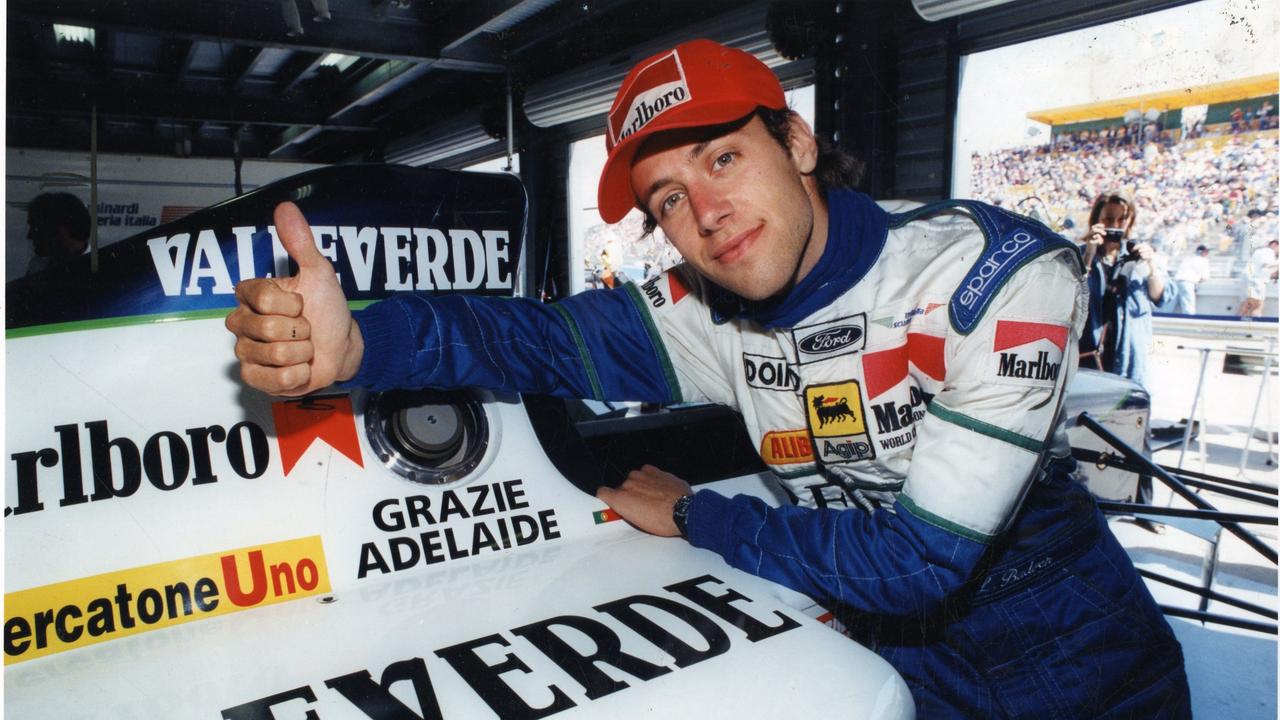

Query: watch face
left=673, top=494, right=694, bottom=537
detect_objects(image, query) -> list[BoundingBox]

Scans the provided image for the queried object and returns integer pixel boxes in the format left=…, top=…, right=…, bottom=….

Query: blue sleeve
left=686, top=490, right=987, bottom=615
left=1152, top=272, right=1179, bottom=311
left=342, top=286, right=683, bottom=403
left=1082, top=260, right=1108, bottom=347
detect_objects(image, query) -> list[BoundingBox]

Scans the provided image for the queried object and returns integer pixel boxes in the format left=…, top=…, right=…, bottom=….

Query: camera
left=1104, top=228, right=1126, bottom=242
left=1121, top=240, right=1143, bottom=264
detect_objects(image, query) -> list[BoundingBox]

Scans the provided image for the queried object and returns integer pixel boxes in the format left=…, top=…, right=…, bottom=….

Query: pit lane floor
left=1115, top=335, right=1278, bottom=719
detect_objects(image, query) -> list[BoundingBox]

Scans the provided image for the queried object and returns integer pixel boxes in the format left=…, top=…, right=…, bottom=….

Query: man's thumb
left=274, top=201, right=331, bottom=273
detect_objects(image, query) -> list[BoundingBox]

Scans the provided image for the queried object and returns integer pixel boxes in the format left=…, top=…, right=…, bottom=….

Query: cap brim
left=596, top=99, right=762, bottom=224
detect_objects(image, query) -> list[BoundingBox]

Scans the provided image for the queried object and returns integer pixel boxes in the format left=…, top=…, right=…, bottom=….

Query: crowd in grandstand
left=1053, top=122, right=1171, bottom=153
left=579, top=110, right=1279, bottom=311
left=971, top=122, right=1279, bottom=271
left=1051, top=102, right=1276, bottom=155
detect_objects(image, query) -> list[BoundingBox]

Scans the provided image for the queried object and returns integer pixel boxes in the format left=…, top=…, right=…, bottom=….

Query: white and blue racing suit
left=344, top=189, right=1190, bottom=717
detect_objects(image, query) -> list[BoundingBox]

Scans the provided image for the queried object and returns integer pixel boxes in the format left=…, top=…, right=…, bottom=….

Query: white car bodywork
left=4, top=167, right=914, bottom=719
left=1063, top=368, right=1151, bottom=501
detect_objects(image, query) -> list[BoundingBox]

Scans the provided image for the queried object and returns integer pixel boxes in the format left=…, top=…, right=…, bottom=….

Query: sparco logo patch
left=743, top=353, right=799, bottom=392
left=609, top=50, right=691, bottom=145
left=804, top=381, right=875, bottom=464
left=792, top=315, right=866, bottom=365
left=957, top=231, right=1036, bottom=310
left=987, top=320, right=1068, bottom=388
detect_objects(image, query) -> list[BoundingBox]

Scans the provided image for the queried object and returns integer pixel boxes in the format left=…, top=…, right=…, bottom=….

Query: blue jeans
left=846, top=462, right=1191, bottom=718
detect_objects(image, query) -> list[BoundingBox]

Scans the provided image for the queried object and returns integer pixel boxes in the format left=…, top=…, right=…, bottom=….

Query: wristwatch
left=672, top=494, right=694, bottom=539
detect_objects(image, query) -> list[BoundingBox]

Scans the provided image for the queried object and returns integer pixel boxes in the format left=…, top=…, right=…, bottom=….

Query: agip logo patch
left=804, top=381, right=875, bottom=464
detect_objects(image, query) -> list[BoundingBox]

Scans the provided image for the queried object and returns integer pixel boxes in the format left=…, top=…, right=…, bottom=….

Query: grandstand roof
left=1027, top=74, right=1278, bottom=126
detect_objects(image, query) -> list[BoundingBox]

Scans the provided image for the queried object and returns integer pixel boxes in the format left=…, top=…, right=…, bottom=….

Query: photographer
left=1111, top=236, right=1175, bottom=385
left=1080, top=192, right=1178, bottom=533
left=1078, top=191, right=1177, bottom=386
left=1078, top=192, right=1132, bottom=371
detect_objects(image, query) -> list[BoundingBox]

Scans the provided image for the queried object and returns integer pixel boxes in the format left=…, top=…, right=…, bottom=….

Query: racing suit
left=346, top=189, right=1191, bottom=717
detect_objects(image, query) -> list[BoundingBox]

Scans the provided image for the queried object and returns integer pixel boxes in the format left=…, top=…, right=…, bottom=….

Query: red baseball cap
left=596, top=39, right=786, bottom=224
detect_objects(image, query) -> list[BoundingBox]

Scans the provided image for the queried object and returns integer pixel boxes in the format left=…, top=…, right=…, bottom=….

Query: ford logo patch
left=798, top=325, right=862, bottom=354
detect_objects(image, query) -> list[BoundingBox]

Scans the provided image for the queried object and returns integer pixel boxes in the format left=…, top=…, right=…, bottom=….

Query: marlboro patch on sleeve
left=987, top=320, right=1068, bottom=388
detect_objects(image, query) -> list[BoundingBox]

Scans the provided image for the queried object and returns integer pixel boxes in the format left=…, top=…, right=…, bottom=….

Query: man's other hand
left=596, top=464, right=693, bottom=537
left=225, top=202, right=363, bottom=396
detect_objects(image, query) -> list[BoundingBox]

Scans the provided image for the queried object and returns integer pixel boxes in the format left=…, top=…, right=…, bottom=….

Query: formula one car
left=5, top=166, right=915, bottom=719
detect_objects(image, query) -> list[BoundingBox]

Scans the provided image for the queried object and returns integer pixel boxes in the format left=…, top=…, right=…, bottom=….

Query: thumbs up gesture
left=225, top=202, right=364, bottom=396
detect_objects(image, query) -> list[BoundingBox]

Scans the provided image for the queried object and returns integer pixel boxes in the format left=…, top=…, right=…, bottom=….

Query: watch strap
left=672, top=493, right=694, bottom=538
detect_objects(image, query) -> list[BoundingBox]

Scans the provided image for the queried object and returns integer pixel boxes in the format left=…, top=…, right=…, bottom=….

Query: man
left=1172, top=244, right=1211, bottom=315
left=227, top=39, right=1190, bottom=717
left=25, top=192, right=91, bottom=276
left=1241, top=238, right=1278, bottom=317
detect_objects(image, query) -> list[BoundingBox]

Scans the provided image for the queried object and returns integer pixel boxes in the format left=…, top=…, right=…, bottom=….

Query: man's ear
left=786, top=114, right=819, bottom=175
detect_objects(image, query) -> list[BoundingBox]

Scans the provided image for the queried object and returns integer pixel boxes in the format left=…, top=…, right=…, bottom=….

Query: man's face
left=628, top=115, right=823, bottom=301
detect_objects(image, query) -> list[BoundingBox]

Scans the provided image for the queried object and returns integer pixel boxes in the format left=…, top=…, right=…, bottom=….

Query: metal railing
left=1075, top=412, right=1278, bottom=634
left=1152, top=313, right=1278, bottom=342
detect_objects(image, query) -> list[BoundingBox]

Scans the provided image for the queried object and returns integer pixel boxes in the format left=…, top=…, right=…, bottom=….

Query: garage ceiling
left=6, top=0, right=753, bottom=164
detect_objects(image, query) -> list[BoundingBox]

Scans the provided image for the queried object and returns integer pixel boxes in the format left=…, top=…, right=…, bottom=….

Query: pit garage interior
left=5, top=1, right=1277, bottom=717
left=8, top=0, right=1197, bottom=297
left=6, top=0, right=1206, bottom=486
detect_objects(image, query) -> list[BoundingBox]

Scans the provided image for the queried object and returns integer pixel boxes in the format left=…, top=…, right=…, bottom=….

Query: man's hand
left=225, top=202, right=363, bottom=396
left=596, top=464, right=693, bottom=537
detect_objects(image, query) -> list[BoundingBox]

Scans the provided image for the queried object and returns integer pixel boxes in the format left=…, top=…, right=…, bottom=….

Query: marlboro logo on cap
left=608, top=50, right=691, bottom=146
left=596, top=39, right=787, bottom=224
